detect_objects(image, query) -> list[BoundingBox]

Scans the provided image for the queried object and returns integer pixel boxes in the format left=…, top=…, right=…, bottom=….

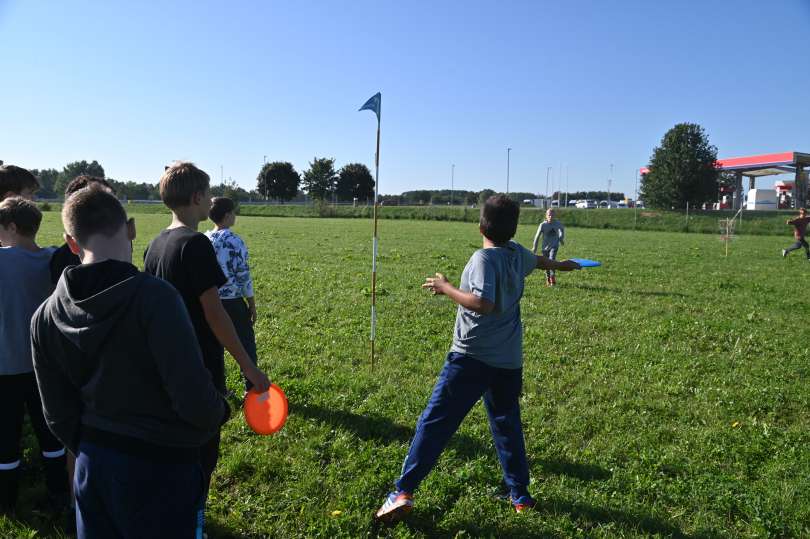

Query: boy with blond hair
left=144, top=162, right=270, bottom=499
left=532, top=208, right=565, bottom=286
left=0, top=197, right=68, bottom=514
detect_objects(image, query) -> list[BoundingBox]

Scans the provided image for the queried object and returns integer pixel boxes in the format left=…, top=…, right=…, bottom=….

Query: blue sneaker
left=375, top=491, right=413, bottom=523
left=511, top=495, right=537, bottom=513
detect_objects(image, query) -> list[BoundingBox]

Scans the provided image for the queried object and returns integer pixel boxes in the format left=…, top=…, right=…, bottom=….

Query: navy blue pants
left=222, top=297, right=258, bottom=391
left=74, top=442, right=205, bottom=539
left=396, top=353, right=530, bottom=499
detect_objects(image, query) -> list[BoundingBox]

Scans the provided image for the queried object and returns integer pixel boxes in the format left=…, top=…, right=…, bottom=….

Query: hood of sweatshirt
left=48, top=259, right=142, bottom=357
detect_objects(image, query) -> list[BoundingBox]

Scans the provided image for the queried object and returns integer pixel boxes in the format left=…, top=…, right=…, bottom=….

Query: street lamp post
left=506, top=148, right=511, bottom=194
left=545, top=166, right=552, bottom=208
left=263, top=156, right=268, bottom=201
left=450, top=164, right=455, bottom=206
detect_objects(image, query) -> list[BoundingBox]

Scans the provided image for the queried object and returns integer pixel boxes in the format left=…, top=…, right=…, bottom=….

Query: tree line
left=29, top=158, right=627, bottom=206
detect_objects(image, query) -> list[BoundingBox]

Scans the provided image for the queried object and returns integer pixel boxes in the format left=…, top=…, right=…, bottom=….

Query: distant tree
left=478, top=189, right=496, bottom=205
left=257, top=161, right=300, bottom=202
left=302, top=157, right=337, bottom=201
left=30, top=168, right=59, bottom=198
left=336, top=163, right=375, bottom=202
left=55, top=160, right=105, bottom=197
left=641, top=123, right=719, bottom=209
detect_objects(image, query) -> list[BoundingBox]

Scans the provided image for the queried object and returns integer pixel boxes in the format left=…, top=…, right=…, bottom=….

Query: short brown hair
left=0, top=165, right=39, bottom=199
left=65, top=175, right=114, bottom=198
left=479, top=194, right=519, bottom=244
left=159, top=162, right=210, bottom=209
left=209, top=197, right=236, bottom=224
left=0, top=197, right=42, bottom=237
left=62, top=186, right=128, bottom=246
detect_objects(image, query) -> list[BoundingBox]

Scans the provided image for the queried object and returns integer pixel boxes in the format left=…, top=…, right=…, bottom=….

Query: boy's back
left=0, top=246, right=55, bottom=375
left=450, top=241, right=536, bottom=370
left=144, top=227, right=226, bottom=389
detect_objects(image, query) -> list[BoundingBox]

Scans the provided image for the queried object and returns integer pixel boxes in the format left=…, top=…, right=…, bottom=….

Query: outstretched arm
left=536, top=256, right=580, bottom=271
left=423, top=273, right=495, bottom=315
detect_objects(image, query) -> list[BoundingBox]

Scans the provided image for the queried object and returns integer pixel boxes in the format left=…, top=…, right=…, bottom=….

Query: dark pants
left=542, top=246, right=558, bottom=278
left=396, top=353, right=530, bottom=499
left=74, top=442, right=205, bottom=539
left=0, top=373, right=67, bottom=510
left=785, top=238, right=810, bottom=258
left=222, top=297, right=258, bottom=390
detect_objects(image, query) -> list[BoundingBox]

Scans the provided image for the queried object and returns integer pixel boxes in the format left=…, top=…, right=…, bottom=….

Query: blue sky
left=1, top=0, right=808, bottom=197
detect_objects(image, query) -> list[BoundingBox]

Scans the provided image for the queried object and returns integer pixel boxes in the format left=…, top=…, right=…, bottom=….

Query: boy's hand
left=422, top=273, right=450, bottom=295
left=244, top=365, right=271, bottom=393
left=560, top=259, right=581, bottom=270
left=248, top=304, right=258, bottom=325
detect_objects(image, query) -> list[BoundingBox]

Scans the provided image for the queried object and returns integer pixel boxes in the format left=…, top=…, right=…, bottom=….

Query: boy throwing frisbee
left=375, top=195, right=579, bottom=523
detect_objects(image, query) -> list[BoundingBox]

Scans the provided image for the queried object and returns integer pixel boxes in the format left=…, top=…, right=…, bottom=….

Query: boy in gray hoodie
left=31, top=186, right=229, bottom=539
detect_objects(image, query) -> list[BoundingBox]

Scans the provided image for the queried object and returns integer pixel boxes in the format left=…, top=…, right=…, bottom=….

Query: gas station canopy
left=640, top=151, right=810, bottom=209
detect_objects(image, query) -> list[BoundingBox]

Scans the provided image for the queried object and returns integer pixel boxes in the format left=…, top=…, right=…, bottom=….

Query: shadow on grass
left=294, top=403, right=489, bottom=459
left=537, top=458, right=611, bottom=481
left=535, top=496, right=723, bottom=539
left=368, top=496, right=720, bottom=539
left=296, top=404, right=613, bottom=484
left=565, top=283, right=690, bottom=299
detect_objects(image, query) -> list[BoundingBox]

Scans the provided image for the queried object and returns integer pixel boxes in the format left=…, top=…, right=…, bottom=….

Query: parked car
left=576, top=199, right=597, bottom=209
left=568, top=199, right=579, bottom=207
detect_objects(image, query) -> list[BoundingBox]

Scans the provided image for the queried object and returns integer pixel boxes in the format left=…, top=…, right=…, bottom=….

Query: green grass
left=39, top=202, right=802, bottom=236
left=3, top=213, right=810, bottom=538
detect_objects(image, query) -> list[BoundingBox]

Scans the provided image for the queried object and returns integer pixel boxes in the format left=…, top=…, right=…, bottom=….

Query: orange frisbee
left=243, top=384, right=288, bottom=435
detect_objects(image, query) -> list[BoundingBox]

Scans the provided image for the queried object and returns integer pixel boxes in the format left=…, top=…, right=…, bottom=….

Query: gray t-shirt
left=450, top=241, right=537, bottom=369
left=537, top=220, right=565, bottom=251
left=0, top=246, right=55, bottom=375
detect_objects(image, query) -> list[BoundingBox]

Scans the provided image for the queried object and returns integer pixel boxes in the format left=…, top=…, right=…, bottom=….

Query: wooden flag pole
left=370, top=116, right=381, bottom=371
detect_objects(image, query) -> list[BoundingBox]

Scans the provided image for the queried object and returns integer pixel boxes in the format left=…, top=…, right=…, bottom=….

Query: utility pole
left=565, top=165, right=569, bottom=207
left=545, top=166, right=552, bottom=208
left=450, top=164, right=455, bottom=206
left=608, top=163, right=613, bottom=208
left=506, top=148, right=511, bottom=194
left=263, top=156, right=268, bottom=200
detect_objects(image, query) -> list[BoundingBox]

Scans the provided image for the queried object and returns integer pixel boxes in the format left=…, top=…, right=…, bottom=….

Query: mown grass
left=39, top=202, right=802, bottom=236
left=3, top=214, right=810, bottom=538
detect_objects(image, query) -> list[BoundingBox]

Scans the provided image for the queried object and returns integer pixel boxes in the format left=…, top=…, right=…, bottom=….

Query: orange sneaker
left=375, top=491, right=413, bottom=524
left=511, top=495, right=537, bottom=513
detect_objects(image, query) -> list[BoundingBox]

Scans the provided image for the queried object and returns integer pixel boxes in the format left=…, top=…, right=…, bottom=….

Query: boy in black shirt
left=144, top=161, right=270, bottom=498
left=49, top=176, right=137, bottom=284
left=32, top=187, right=228, bottom=538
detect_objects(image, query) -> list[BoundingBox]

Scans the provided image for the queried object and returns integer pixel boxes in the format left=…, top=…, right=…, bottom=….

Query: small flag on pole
left=360, top=92, right=382, bottom=371
left=359, top=92, right=381, bottom=122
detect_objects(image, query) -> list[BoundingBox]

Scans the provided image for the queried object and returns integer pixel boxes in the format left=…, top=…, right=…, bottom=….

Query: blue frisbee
left=570, top=258, right=601, bottom=268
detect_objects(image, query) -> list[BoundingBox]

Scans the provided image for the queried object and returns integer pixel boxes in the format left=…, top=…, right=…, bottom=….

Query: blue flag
left=359, top=92, right=381, bottom=122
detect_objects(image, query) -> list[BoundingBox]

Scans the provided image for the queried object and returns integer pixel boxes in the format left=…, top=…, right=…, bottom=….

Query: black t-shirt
left=143, top=227, right=227, bottom=390
left=50, top=243, right=81, bottom=284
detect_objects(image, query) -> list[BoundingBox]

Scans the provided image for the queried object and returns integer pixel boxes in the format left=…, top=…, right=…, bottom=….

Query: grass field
left=3, top=213, right=810, bottom=538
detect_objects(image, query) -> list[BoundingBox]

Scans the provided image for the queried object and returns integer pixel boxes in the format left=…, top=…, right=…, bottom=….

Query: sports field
left=4, top=213, right=810, bottom=538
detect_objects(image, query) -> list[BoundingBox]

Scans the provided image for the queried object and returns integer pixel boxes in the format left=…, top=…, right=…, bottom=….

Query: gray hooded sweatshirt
left=31, top=259, right=227, bottom=456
